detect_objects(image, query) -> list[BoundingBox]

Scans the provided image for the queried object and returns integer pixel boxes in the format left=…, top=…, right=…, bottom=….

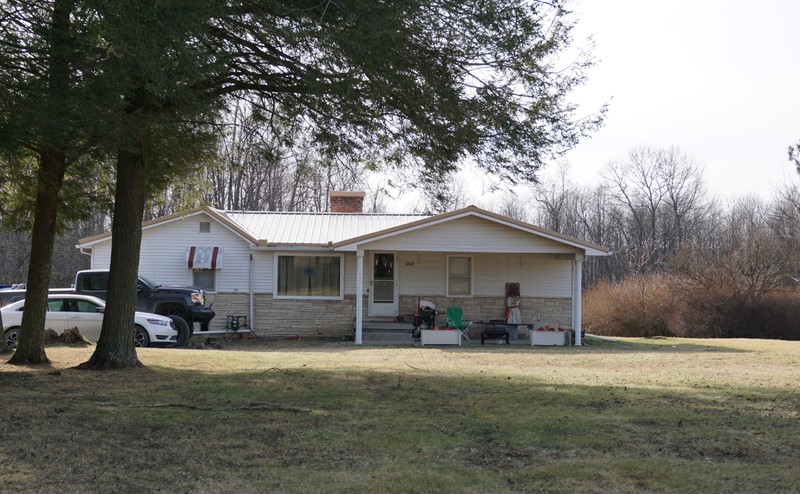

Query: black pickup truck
left=0, top=270, right=215, bottom=346
left=74, top=270, right=215, bottom=345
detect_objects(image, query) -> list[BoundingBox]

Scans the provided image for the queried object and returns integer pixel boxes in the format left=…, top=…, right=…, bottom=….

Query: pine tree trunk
left=7, top=0, right=73, bottom=365
left=0, top=292, right=9, bottom=354
left=7, top=152, right=66, bottom=365
left=77, top=147, right=146, bottom=369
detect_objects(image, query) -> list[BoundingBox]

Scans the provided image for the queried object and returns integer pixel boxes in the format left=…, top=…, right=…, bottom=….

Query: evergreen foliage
left=1, top=0, right=601, bottom=367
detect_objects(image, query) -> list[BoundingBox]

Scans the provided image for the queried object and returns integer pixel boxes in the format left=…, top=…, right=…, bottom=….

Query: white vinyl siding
left=363, top=216, right=578, bottom=254
left=343, top=252, right=358, bottom=294
left=88, top=212, right=253, bottom=293
left=88, top=244, right=112, bottom=270
left=394, top=252, right=573, bottom=298
left=251, top=250, right=273, bottom=293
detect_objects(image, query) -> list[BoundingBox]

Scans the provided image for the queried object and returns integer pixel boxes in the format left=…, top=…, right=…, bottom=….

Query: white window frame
left=273, top=252, right=345, bottom=300
left=446, top=255, right=474, bottom=297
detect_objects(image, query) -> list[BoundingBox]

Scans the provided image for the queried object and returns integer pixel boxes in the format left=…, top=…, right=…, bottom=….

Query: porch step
left=360, top=320, right=415, bottom=345
left=362, top=331, right=414, bottom=344
left=362, top=321, right=415, bottom=331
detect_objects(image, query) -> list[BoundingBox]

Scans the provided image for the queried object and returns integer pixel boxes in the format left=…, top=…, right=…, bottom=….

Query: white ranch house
left=77, top=192, right=609, bottom=345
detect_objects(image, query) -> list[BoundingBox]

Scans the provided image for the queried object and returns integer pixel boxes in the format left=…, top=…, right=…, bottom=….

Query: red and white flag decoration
left=186, top=246, right=222, bottom=269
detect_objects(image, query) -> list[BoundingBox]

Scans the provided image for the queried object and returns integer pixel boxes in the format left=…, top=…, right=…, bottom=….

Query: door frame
left=368, top=251, right=399, bottom=317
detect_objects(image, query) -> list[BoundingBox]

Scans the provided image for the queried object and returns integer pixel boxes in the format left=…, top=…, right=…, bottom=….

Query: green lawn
left=1, top=337, right=798, bottom=493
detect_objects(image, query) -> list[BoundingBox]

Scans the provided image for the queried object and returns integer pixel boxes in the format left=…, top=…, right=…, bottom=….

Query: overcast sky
left=559, top=0, right=800, bottom=201
left=381, top=1, right=800, bottom=212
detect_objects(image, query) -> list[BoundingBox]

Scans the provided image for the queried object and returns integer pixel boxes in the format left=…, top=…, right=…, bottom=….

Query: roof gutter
left=249, top=244, right=334, bottom=252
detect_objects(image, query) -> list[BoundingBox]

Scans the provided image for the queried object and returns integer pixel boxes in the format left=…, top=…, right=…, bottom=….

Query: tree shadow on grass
left=0, top=358, right=797, bottom=493
left=575, top=336, right=754, bottom=354
left=217, top=337, right=754, bottom=354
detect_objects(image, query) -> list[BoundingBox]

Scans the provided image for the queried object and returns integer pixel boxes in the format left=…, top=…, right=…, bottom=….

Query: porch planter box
left=421, top=329, right=461, bottom=346
left=531, top=330, right=569, bottom=346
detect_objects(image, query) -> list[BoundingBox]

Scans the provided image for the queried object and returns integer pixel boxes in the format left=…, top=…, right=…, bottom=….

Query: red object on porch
left=505, top=282, right=521, bottom=324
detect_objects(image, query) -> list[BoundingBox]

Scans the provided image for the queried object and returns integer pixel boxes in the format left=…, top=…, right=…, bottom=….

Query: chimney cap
left=328, top=191, right=365, bottom=198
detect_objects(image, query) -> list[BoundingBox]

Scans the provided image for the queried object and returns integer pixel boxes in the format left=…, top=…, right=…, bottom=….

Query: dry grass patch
left=1, top=338, right=798, bottom=493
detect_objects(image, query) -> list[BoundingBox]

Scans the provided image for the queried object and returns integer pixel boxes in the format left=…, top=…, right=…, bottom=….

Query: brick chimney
left=329, top=191, right=365, bottom=213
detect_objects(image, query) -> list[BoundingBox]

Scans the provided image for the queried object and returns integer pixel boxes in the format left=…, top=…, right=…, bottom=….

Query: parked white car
left=2, top=294, right=178, bottom=349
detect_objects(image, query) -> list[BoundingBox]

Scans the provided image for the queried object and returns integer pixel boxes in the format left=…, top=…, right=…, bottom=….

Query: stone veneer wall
left=208, top=293, right=572, bottom=338
left=208, top=292, right=356, bottom=337
left=204, top=293, right=249, bottom=331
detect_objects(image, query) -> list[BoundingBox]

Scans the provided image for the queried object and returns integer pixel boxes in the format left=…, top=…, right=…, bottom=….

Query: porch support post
left=355, top=248, right=364, bottom=345
left=248, top=246, right=254, bottom=333
left=572, top=258, right=583, bottom=346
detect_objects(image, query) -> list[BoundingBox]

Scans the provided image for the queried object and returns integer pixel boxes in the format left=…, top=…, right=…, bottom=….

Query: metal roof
left=219, top=210, right=430, bottom=245
left=76, top=205, right=609, bottom=256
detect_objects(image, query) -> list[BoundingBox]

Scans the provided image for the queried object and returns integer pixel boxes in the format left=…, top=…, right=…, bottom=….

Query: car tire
left=133, top=324, right=150, bottom=348
left=168, top=315, right=190, bottom=347
left=4, top=327, right=20, bottom=350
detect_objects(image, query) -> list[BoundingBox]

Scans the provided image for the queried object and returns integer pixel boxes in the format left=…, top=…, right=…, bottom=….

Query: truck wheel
left=133, top=325, right=150, bottom=348
left=163, top=311, right=193, bottom=338
left=168, top=315, right=191, bottom=347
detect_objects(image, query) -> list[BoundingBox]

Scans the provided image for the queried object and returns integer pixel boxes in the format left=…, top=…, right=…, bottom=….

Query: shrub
left=583, top=273, right=680, bottom=337
left=673, top=288, right=800, bottom=340
left=585, top=275, right=800, bottom=340
left=669, top=287, right=747, bottom=338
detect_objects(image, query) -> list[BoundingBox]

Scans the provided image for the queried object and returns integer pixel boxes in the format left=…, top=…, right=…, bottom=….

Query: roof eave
left=333, top=205, right=611, bottom=255
left=76, top=206, right=261, bottom=248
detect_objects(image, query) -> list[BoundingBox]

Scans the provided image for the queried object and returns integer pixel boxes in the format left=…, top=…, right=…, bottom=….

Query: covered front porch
left=323, top=208, right=604, bottom=346
left=349, top=248, right=585, bottom=346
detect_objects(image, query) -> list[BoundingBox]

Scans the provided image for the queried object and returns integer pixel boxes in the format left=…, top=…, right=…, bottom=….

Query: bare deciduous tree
left=671, top=197, right=798, bottom=303
left=497, top=191, right=529, bottom=222
left=603, top=146, right=708, bottom=274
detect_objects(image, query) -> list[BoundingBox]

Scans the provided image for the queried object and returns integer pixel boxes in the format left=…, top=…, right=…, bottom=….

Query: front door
left=369, top=252, right=398, bottom=316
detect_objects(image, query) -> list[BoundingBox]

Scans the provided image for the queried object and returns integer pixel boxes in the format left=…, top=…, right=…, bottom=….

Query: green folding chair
left=446, top=307, right=473, bottom=341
